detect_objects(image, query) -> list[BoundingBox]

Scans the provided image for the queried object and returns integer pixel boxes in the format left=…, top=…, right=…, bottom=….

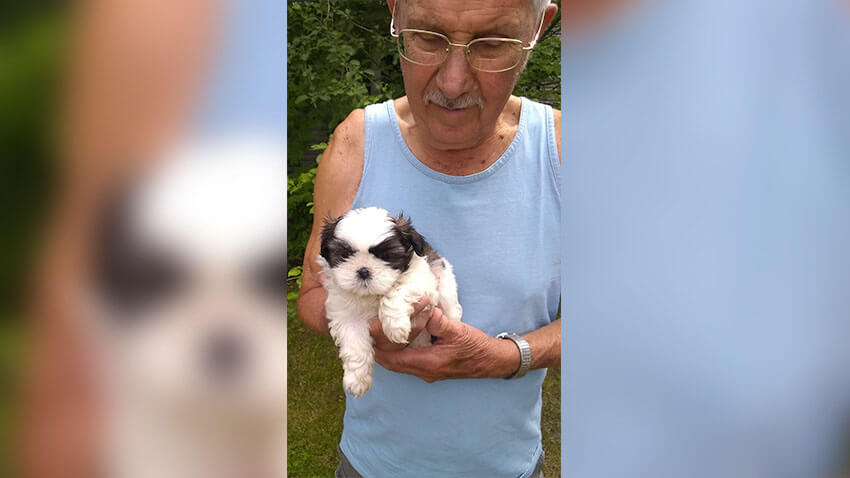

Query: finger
left=370, top=317, right=409, bottom=352
left=369, top=317, right=393, bottom=346
left=411, top=296, right=430, bottom=318
left=377, top=346, right=443, bottom=379
left=375, top=347, right=405, bottom=372
left=407, top=308, right=430, bottom=340
left=374, top=347, right=399, bottom=369
left=407, top=297, right=432, bottom=340
left=369, top=317, right=382, bottom=338
left=424, top=306, right=460, bottom=340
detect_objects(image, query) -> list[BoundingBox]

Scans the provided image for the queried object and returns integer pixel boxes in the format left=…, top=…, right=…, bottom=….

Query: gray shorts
left=335, top=446, right=545, bottom=478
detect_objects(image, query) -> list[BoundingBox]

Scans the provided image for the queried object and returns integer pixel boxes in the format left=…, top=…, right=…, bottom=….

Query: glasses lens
left=468, top=39, right=523, bottom=72
left=398, top=31, right=448, bottom=66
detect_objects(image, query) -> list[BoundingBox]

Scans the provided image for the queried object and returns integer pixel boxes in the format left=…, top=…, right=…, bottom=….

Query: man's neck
left=394, top=96, right=522, bottom=177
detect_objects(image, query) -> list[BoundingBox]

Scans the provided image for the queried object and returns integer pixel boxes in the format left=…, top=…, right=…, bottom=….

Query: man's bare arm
left=296, top=109, right=365, bottom=335
left=524, top=318, right=561, bottom=370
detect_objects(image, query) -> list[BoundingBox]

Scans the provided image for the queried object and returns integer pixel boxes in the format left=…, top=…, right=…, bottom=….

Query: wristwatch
left=496, top=332, right=531, bottom=379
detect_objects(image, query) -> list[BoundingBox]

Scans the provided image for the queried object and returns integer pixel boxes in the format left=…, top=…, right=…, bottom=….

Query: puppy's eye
left=369, top=237, right=411, bottom=271
left=252, top=255, right=286, bottom=302
left=321, top=238, right=355, bottom=268
left=97, top=246, right=186, bottom=315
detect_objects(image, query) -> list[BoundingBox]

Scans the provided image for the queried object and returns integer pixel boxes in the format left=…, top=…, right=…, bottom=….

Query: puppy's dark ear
left=319, top=214, right=342, bottom=260
left=394, top=214, right=427, bottom=256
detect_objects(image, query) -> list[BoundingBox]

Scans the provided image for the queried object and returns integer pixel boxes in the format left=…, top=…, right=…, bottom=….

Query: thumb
left=424, top=307, right=461, bottom=340
left=368, top=316, right=381, bottom=337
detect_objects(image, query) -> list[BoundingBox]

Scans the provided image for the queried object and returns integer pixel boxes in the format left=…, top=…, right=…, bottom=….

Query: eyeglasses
left=389, top=14, right=545, bottom=73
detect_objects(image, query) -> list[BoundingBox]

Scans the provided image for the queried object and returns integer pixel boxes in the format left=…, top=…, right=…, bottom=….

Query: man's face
left=396, top=0, right=540, bottom=151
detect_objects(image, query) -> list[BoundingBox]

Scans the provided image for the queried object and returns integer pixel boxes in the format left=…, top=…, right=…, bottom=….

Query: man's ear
left=539, top=4, right=559, bottom=38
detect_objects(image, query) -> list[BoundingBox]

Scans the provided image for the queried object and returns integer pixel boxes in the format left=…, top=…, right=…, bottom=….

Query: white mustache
left=424, top=90, right=485, bottom=110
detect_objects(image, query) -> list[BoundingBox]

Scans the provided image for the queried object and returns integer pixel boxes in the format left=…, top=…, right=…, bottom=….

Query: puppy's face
left=320, top=208, right=425, bottom=297
left=92, top=138, right=285, bottom=419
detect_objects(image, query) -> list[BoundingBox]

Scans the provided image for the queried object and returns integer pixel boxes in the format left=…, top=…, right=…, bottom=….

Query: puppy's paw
left=445, top=303, right=462, bottom=321
left=378, top=299, right=414, bottom=344
left=381, top=315, right=411, bottom=344
left=343, top=369, right=372, bottom=398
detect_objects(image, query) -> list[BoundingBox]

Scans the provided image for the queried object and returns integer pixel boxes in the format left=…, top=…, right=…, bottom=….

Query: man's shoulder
left=315, top=109, right=366, bottom=202
left=320, top=109, right=366, bottom=169
left=519, top=97, right=561, bottom=122
left=325, top=97, right=400, bottom=163
left=337, top=97, right=397, bottom=133
left=332, top=108, right=366, bottom=146
left=520, top=99, right=561, bottom=163
left=517, top=97, right=561, bottom=161
left=517, top=95, right=556, bottom=109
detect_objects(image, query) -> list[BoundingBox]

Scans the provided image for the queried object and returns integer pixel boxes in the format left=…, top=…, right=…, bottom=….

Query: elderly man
left=297, top=0, right=560, bottom=476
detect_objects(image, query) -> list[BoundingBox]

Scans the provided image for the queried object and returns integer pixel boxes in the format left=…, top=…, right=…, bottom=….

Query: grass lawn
left=287, top=287, right=561, bottom=477
left=0, top=319, right=24, bottom=477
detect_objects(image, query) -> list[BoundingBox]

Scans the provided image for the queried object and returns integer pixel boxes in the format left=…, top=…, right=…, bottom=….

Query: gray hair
left=532, top=0, right=551, bottom=16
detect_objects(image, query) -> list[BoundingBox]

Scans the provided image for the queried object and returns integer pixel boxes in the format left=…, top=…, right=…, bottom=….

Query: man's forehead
left=400, top=0, right=535, bottom=34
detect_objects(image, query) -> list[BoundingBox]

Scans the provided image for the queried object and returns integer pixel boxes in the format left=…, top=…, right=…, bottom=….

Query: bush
left=287, top=1, right=406, bottom=272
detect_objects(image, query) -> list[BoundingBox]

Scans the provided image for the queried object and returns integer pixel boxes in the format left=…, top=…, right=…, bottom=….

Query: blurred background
left=286, top=1, right=561, bottom=476
left=562, top=0, right=850, bottom=477
left=0, top=1, right=67, bottom=474
left=2, top=0, right=286, bottom=476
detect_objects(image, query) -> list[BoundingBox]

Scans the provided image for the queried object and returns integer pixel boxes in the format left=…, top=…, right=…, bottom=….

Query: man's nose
left=435, top=45, right=474, bottom=99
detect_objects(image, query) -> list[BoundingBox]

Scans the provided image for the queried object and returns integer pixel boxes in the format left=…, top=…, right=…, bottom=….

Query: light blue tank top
left=340, top=97, right=560, bottom=478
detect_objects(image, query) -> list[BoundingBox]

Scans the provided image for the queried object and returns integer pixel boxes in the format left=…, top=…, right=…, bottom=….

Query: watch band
left=496, top=332, right=532, bottom=379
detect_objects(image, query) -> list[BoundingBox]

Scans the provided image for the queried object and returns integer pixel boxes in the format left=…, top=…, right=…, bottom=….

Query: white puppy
left=88, top=137, right=285, bottom=478
left=317, top=207, right=462, bottom=398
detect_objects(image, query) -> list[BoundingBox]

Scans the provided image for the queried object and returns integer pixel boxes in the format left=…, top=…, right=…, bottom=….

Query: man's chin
left=423, top=111, right=485, bottom=148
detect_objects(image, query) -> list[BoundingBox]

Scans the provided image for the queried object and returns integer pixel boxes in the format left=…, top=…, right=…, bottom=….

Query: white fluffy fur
left=319, top=207, right=462, bottom=397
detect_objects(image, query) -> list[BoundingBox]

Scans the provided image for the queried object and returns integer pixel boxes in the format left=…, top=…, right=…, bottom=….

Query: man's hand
left=371, top=305, right=521, bottom=382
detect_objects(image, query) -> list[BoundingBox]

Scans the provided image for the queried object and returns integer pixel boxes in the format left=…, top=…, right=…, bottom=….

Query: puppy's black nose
left=357, top=267, right=371, bottom=280
left=204, top=332, right=245, bottom=379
